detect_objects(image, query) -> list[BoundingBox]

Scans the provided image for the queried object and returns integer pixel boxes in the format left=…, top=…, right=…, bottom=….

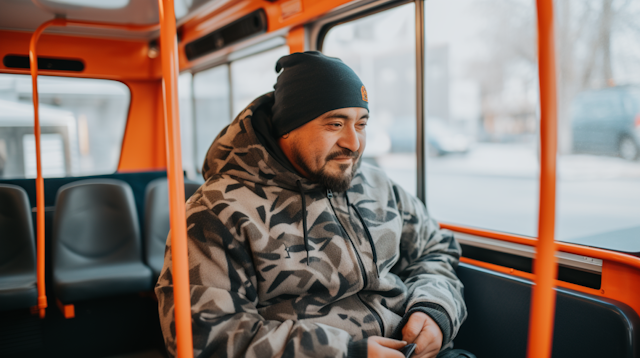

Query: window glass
left=178, top=72, right=197, bottom=178
left=555, top=0, right=640, bottom=252
left=0, top=74, right=129, bottom=178
left=622, top=93, right=640, bottom=115
left=323, top=3, right=417, bottom=196
left=193, top=65, right=231, bottom=171
left=230, top=45, right=290, bottom=116
left=423, top=0, right=540, bottom=236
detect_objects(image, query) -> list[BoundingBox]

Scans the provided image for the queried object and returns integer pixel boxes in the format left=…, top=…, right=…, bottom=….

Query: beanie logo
left=361, top=85, right=368, bottom=102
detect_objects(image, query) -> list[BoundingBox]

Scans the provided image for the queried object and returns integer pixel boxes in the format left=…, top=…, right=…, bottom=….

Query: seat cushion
left=0, top=272, right=37, bottom=311
left=54, top=262, right=152, bottom=303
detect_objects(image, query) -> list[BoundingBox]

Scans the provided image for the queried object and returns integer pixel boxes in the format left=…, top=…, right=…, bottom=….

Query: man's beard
left=292, top=146, right=360, bottom=192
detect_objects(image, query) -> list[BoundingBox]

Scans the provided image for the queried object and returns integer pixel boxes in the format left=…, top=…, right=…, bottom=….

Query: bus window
left=322, top=3, right=417, bottom=196
left=0, top=74, right=129, bottom=179
left=193, top=65, right=231, bottom=172
left=555, top=1, right=640, bottom=252
left=178, top=71, right=196, bottom=179
left=230, top=45, right=289, bottom=116
left=422, top=0, right=540, bottom=237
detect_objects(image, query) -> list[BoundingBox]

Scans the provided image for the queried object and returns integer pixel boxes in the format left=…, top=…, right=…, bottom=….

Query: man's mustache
left=326, top=149, right=360, bottom=161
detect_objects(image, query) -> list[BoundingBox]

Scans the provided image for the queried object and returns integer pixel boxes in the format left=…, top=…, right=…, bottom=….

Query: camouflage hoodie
left=156, top=93, right=466, bottom=358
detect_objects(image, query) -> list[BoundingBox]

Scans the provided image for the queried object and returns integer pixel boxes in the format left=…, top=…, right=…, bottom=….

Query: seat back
left=144, top=177, right=201, bottom=278
left=0, top=184, right=37, bottom=311
left=53, top=179, right=142, bottom=272
left=455, top=263, right=640, bottom=358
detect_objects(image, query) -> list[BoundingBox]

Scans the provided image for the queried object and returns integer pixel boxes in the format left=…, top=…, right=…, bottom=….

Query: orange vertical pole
left=158, top=1, right=194, bottom=358
left=29, top=18, right=65, bottom=319
left=287, top=26, right=305, bottom=53
left=527, top=0, right=559, bottom=357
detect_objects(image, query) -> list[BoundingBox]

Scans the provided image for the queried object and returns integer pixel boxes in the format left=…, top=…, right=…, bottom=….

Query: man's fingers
left=402, top=313, right=426, bottom=343
left=412, top=330, right=439, bottom=358
left=369, top=336, right=407, bottom=349
left=368, top=337, right=407, bottom=358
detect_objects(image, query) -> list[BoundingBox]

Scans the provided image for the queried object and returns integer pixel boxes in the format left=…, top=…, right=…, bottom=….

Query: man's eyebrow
left=322, top=113, right=370, bottom=120
left=322, top=113, right=350, bottom=120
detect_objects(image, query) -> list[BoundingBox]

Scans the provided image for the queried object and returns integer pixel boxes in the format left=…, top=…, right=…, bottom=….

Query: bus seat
left=52, top=179, right=152, bottom=304
left=454, top=262, right=639, bottom=358
left=0, top=184, right=37, bottom=311
left=144, top=177, right=201, bottom=279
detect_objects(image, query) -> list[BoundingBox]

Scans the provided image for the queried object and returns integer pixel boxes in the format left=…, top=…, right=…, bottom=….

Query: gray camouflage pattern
left=156, top=93, right=466, bottom=358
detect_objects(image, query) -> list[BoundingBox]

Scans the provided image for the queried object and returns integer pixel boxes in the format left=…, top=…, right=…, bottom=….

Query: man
left=157, top=52, right=470, bottom=358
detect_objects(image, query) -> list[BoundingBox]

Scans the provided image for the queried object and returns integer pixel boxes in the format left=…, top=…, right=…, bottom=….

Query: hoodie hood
left=202, top=92, right=320, bottom=192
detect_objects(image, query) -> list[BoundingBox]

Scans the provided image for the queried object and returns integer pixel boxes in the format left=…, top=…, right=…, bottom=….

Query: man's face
left=279, top=107, right=369, bottom=192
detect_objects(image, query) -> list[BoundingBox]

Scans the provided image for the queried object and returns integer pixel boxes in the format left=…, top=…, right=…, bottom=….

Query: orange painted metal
left=118, top=80, right=168, bottom=171
left=442, top=223, right=640, bottom=271
left=177, top=0, right=356, bottom=71
left=0, top=30, right=157, bottom=81
left=29, top=18, right=64, bottom=319
left=601, top=260, right=640, bottom=321
left=158, top=1, right=194, bottom=357
left=287, top=26, right=306, bottom=53
left=529, top=1, right=560, bottom=354
left=56, top=299, right=75, bottom=319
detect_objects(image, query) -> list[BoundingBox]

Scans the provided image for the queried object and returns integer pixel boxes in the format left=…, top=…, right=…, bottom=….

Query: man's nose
left=337, top=125, right=361, bottom=153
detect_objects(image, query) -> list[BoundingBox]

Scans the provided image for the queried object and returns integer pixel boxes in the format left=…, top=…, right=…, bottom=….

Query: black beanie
left=271, top=51, right=369, bottom=137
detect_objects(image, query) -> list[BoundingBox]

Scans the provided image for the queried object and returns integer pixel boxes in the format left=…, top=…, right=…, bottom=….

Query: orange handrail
left=440, top=223, right=640, bottom=271
left=158, top=1, right=194, bottom=358
left=29, top=18, right=64, bottom=319
left=28, top=17, right=160, bottom=319
left=528, top=1, right=559, bottom=357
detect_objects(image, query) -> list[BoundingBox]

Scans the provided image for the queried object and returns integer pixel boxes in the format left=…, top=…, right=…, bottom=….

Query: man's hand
left=367, top=336, right=407, bottom=358
left=401, top=312, right=443, bottom=358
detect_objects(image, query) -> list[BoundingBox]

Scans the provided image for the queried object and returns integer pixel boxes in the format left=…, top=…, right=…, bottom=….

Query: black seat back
left=0, top=184, right=37, bottom=311
left=53, top=179, right=142, bottom=272
left=144, top=178, right=201, bottom=278
left=455, top=263, right=640, bottom=358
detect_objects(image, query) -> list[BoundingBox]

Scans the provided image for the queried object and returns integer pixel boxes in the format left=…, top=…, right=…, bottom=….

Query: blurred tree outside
left=470, top=0, right=640, bottom=153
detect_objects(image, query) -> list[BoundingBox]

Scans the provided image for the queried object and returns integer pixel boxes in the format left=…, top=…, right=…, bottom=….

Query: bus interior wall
left=1, top=0, right=640, bottom=357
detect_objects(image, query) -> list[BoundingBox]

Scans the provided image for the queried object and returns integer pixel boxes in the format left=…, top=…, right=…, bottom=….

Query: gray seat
left=144, top=178, right=201, bottom=279
left=53, top=179, right=152, bottom=303
left=0, top=184, right=37, bottom=311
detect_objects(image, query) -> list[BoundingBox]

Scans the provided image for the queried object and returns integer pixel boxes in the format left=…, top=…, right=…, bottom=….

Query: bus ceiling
left=0, top=0, right=366, bottom=78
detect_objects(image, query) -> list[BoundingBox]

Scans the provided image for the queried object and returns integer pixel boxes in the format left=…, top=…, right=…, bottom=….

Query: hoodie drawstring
left=296, top=180, right=310, bottom=265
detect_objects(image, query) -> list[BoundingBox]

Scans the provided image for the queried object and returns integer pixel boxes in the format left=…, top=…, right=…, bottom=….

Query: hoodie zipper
left=327, top=189, right=384, bottom=336
left=327, top=189, right=368, bottom=289
left=351, top=204, right=379, bottom=278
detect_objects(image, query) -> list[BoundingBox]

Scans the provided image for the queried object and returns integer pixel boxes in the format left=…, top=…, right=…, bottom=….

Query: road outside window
left=422, top=0, right=540, bottom=238
left=555, top=0, right=640, bottom=252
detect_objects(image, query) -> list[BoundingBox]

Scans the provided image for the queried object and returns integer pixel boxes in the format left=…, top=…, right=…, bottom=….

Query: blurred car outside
left=571, top=85, right=640, bottom=161
left=386, top=117, right=471, bottom=156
